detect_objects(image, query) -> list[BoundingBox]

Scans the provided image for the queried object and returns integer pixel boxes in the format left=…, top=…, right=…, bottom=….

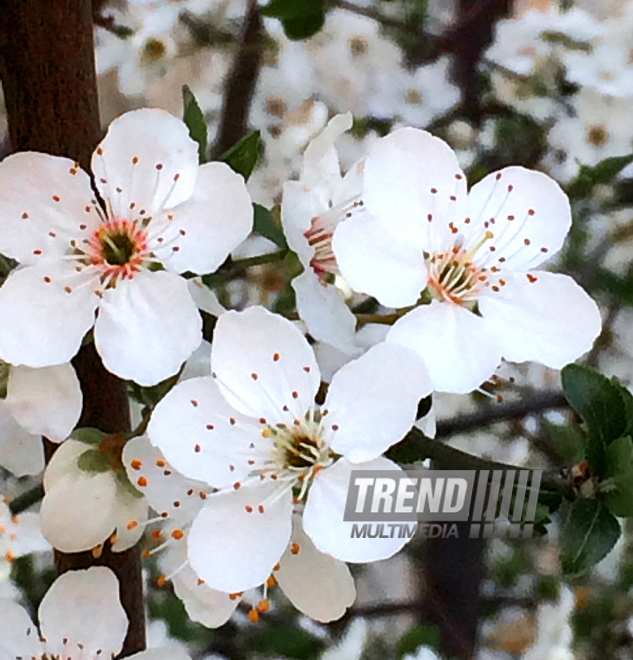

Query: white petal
left=464, top=166, right=571, bottom=270
left=281, top=180, right=322, bottom=266
left=188, top=483, right=293, bottom=593
left=147, top=376, right=264, bottom=487
left=155, top=162, right=253, bottom=275
left=171, top=562, right=238, bottom=628
left=211, top=307, right=320, bottom=421
left=0, top=506, right=49, bottom=558
left=40, top=445, right=119, bottom=553
left=180, top=339, right=212, bottom=380
left=479, top=272, right=602, bottom=369
left=324, top=343, right=432, bottom=463
left=160, top=541, right=238, bottom=628
left=387, top=302, right=501, bottom=394
left=333, top=212, right=428, bottom=308
left=0, top=401, right=44, bottom=475
left=415, top=402, right=436, bottom=439
left=0, top=600, right=43, bottom=659
left=362, top=128, right=467, bottom=250
left=92, top=109, right=199, bottom=218
left=43, top=438, right=88, bottom=491
left=277, top=517, right=355, bottom=622
left=6, top=364, right=82, bottom=442
left=302, top=113, right=353, bottom=186
left=0, top=152, right=97, bottom=264
left=94, top=270, right=202, bottom=386
left=110, top=486, right=148, bottom=552
left=39, top=567, right=128, bottom=660
left=303, top=457, right=412, bottom=563
left=187, top=278, right=225, bottom=317
left=0, top=263, right=99, bottom=367
left=123, top=435, right=207, bottom=522
left=293, top=270, right=358, bottom=353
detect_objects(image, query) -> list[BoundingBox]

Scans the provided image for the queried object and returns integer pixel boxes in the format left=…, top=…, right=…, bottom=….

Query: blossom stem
left=228, top=250, right=288, bottom=270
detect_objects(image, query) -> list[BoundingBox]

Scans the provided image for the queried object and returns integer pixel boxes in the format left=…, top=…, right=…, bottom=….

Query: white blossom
left=147, top=306, right=431, bottom=593
left=0, top=566, right=192, bottom=660
left=333, top=127, right=602, bottom=393
left=0, top=109, right=253, bottom=385
left=0, top=497, right=49, bottom=565
left=39, top=437, right=148, bottom=554
left=0, top=364, right=82, bottom=476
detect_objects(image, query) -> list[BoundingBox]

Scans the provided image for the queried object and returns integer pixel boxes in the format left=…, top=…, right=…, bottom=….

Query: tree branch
left=213, top=0, right=265, bottom=155
left=0, top=2, right=144, bottom=655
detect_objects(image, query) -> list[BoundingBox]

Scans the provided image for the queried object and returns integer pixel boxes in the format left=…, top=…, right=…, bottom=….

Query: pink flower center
left=87, top=219, right=150, bottom=282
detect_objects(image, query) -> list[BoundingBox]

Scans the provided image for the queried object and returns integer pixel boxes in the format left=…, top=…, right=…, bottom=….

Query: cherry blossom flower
left=0, top=566, right=192, bottom=660
left=282, top=112, right=365, bottom=353
left=124, top=413, right=356, bottom=623
left=147, top=306, right=431, bottom=593
left=0, top=363, right=82, bottom=476
left=333, top=128, right=602, bottom=393
left=39, top=435, right=148, bottom=554
left=0, top=109, right=253, bottom=385
left=0, top=496, right=49, bottom=565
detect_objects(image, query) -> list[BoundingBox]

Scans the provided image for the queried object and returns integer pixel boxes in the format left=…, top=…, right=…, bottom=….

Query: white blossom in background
left=304, top=10, right=404, bottom=116
left=562, top=3, right=633, bottom=97
left=0, top=566, right=192, bottom=660
left=0, top=363, right=82, bottom=476
left=544, top=89, right=633, bottom=183
left=0, top=109, right=253, bottom=385
left=0, top=497, right=49, bottom=564
left=333, top=128, right=602, bottom=393
left=96, top=4, right=180, bottom=97
left=485, top=6, right=603, bottom=121
left=522, top=588, right=575, bottom=660
left=386, top=56, right=460, bottom=129
left=39, top=436, right=148, bottom=554
left=147, top=306, right=431, bottom=594
left=403, top=647, right=442, bottom=660
left=281, top=112, right=364, bottom=354
left=320, top=618, right=368, bottom=660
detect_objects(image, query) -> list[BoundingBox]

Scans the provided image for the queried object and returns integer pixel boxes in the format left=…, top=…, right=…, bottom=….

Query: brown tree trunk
left=0, top=2, right=145, bottom=655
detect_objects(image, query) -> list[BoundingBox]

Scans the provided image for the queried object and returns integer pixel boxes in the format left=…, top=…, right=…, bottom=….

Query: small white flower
left=0, top=497, right=49, bottom=565
left=523, top=588, right=575, bottom=660
left=0, top=109, right=253, bottom=385
left=282, top=113, right=365, bottom=354
left=0, top=566, right=192, bottom=660
left=148, top=306, right=431, bottom=593
left=0, top=363, right=82, bottom=476
left=39, top=437, right=148, bottom=554
left=123, top=436, right=356, bottom=623
left=333, top=128, right=602, bottom=394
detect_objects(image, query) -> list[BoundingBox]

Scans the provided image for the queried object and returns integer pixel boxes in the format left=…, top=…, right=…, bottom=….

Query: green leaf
left=218, top=130, right=261, bottom=180
left=602, top=436, right=633, bottom=517
left=261, top=0, right=326, bottom=40
left=568, top=153, right=633, bottom=199
left=560, top=498, right=620, bottom=577
left=77, top=449, right=110, bottom=473
left=253, top=203, right=287, bottom=249
left=561, top=364, right=629, bottom=473
left=72, top=427, right=105, bottom=446
left=397, top=626, right=441, bottom=659
left=182, top=85, right=208, bottom=164
left=261, top=0, right=322, bottom=19
left=281, top=11, right=326, bottom=40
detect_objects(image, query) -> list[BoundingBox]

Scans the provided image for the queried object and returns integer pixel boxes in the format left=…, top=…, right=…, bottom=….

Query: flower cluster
left=0, top=106, right=601, bottom=633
